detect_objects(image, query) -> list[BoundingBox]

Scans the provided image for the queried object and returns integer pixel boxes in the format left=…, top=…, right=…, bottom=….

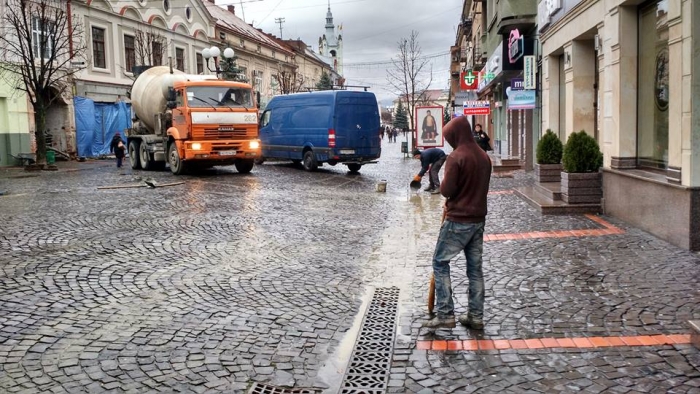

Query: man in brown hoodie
left=423, top=116, right=492, bottom=330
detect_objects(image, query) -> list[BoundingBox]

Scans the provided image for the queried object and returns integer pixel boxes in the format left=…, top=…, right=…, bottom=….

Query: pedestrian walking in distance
left=110, top=132, right=126, bottom=168
left=412, top=148, right=447, bottom=194
left=423, top=116, right=492, bottom=330
left=474, top=123, right=493, bottom=152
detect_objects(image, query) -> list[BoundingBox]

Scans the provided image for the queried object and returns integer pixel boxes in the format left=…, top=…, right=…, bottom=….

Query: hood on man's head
left=412, top=148, right=421, bottom=156
left=443, top=116, right=474, bottom=149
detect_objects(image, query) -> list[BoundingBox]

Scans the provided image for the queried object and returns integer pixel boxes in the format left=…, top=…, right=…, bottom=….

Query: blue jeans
left=432, top=220, right=485, bottom=319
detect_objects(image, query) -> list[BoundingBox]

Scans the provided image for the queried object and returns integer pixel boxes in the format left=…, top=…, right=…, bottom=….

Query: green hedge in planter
left=536, top=129, right=563, bottom=165
left=562, top=130, right=603, bottom=173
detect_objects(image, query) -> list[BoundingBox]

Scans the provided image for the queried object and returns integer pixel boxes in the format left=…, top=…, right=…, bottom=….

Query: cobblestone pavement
left=0, top=137, right=699, bottom=393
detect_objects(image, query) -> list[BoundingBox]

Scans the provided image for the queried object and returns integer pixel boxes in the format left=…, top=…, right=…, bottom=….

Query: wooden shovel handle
left=428, top=205, right=447, bottom=315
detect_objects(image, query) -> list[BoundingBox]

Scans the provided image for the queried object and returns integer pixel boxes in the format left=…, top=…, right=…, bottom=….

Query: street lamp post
left=201, top=46, right=235, bottom=78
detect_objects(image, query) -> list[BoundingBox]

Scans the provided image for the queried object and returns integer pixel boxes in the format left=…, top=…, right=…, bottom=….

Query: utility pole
left=274, top=17, right=285, bottom=39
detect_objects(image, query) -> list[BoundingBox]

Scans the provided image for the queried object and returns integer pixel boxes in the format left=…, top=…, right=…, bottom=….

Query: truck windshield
left=186, top=86, right=253, bottom=108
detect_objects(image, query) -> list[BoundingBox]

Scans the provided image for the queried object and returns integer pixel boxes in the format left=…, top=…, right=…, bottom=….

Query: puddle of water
left=318, top=286, right=373, bottom=394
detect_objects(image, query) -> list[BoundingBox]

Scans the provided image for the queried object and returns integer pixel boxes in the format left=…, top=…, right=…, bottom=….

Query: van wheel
left=235, top=159, right=255, bottom=174
left=129, top=140, right=141, bottom=169
left=302, top=150, right=318, bottom=171
left=168, top=143, right=187, bottom=175
left=347, top=163, right=362, bottom=173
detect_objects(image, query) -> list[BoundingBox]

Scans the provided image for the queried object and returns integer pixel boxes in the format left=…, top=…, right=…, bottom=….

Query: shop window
left=637, top=0, right=669, bottom=169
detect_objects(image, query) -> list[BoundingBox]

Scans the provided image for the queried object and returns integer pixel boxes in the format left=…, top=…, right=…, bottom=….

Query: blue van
left=258, top=90, right=381, bottom=172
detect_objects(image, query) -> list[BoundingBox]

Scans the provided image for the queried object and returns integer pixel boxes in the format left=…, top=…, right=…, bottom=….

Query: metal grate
left=248, top=383, right=320, bottom=394
left=338, top=287, right=399, bottom=394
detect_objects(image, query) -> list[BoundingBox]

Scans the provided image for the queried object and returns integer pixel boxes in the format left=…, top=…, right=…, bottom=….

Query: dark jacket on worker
left=416, top=148, right=447, bottom=177
left=440, top=117, right=492, bottom=223
left=110, top=135, right=125, bottom=158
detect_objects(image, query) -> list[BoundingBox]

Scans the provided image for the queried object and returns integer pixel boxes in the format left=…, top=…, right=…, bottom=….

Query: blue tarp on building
left=74, top=97, right=131, bottom=157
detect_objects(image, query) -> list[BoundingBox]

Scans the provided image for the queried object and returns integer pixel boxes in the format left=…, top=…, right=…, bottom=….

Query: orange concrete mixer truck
left=125, top=66, right=260, bottom=175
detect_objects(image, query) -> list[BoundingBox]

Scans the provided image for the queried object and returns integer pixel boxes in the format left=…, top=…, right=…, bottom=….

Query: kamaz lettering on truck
left=126, top=66, right=260, bottom=175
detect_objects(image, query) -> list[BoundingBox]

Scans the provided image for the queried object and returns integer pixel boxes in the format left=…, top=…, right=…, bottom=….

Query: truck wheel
left=347, top=163, right=362, bottom=173
left=128, top=140, right=141, bottom=169
left=168, top=143, right=187, bottom=175
left=235, top=159, right=255, bottom=174
left=302, top=150, right=317, bottom=171
left=140, top=142, right=153, bottom=171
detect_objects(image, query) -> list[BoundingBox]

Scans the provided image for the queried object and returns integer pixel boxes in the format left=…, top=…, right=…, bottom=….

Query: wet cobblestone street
left=0, top=139, right=698, bottom=393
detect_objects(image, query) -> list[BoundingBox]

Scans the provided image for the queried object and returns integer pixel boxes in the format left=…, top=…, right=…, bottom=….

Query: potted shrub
left=561, top=131, right=604, bottom=204
left=535, top=129, right=564, bottom=183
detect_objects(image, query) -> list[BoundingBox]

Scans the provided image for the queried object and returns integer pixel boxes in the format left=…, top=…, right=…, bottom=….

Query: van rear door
left=333, top=93, right=380, bottom=158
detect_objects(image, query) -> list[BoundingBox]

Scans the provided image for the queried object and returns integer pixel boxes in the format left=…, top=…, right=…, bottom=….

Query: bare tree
left=0, top=0, right=87, bottom=166
left=386, top=30, right=432, bottom=148
left=133, top=27, right=167, bottom=67
left=273, top=69, right=305, bottom=94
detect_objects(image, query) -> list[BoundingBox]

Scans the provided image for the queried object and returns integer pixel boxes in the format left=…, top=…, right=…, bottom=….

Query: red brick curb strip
left=416, top=334, right=692, bottom=351
left=484, top=214, right=623, bottom=242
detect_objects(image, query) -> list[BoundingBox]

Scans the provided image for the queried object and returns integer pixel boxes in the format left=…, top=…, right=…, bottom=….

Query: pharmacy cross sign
left=460, top=70, right=479, bottom=90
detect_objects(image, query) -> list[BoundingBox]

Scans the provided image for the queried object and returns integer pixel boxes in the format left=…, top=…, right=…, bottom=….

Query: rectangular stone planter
left=561, top=171, right=602, bottom=204
left=535, top=163, right=562, bottom=183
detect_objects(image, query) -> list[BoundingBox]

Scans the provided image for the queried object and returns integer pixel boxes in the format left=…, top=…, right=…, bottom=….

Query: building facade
left=540, top=0, right=700, bottom=250
left=64, top=0, right=216, bottom=157
left=282, top=39, right=340, bottom=91
left=451, top=0, right=538, bottom=170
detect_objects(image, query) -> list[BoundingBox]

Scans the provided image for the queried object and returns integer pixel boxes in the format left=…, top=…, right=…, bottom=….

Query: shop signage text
left=523, top=55, right=536, bottom=89
left=463, top=100, right=491, bottom=115
left=506, top=87, right=536, bottom=110
left=511, top=78, right=524, bottom=90
left=508, top=29, right=524, bottom=64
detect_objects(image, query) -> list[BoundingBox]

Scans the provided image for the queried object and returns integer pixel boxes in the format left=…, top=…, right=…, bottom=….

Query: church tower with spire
left=318, top=0, right=343, bottom=75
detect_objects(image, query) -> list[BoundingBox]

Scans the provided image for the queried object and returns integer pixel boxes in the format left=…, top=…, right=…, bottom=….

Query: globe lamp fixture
left=201, top=46, right=235, bottom=77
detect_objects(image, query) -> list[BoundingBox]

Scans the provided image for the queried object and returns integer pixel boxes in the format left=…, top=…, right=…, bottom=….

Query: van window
left=270, top=106, right=294, bottom=132
left=260, top=110, right=270, bottom=127
left=290, top=105, right=330, bottom=128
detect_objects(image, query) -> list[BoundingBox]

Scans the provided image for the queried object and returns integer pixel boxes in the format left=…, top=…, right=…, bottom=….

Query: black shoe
left=458, top=315, right=484, bottom=330
left=423, top=316, right=456, bottom=329
left=423, top=187, right=435, bottom=192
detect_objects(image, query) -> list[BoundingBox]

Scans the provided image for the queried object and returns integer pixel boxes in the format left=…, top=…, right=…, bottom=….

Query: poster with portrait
left=415, top=106, right=444, bottom=148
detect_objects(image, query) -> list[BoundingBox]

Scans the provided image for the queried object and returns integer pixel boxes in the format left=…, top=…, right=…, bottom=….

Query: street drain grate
left=338, top=287, right=400, bottom=394
left=247, top=383, right=320, bottom=394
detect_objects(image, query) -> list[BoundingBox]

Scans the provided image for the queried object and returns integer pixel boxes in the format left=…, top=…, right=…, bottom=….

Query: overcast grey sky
left=217, top=0, right=460, bottom=103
